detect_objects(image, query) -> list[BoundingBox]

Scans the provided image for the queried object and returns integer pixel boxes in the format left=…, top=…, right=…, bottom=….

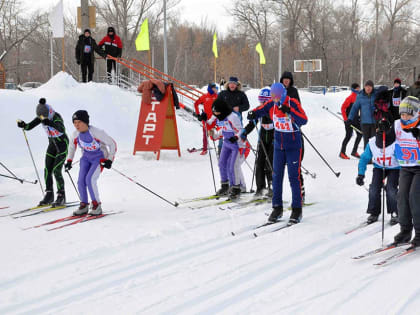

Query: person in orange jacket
left=194, top=83, right=218, bottom=155
left=340, top=83, right=363, bottom=159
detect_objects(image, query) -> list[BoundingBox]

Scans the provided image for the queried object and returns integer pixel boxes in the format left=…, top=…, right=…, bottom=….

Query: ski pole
left=112, top=167, right=179, bottom=207
left=301, top=131, right=341, bottom=178
left=301, top=165, right=316, bottom=179
left=20, top=128, right=44, bottom=195
left=321, top=106, right=362, bottom=134
left=0, top=162, right=20, bottom=180
left=254, top=124, right=273, bottom=172
left=0, top=173, right=38, bottom=184
left=65, top=170, right=81, bottom=201
left=204, top=126, right=217, bottom=195
left=381, top=130, right=386, bottom=247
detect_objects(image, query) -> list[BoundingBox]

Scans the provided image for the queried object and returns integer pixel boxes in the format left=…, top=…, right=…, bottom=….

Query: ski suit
left=24, top=105, right=68, bottom=193
left=358, top=133, right=400, bottom=216
left=341, top=89, right=362, bottom=155
left=394, top=120, right=420, bottom=234
left=207, top=112, right=243, bottom=187
left=194, top=90, right=217, bottom=152
left=252, top=97, right=308, bottom=209
left=67, top=126, right=116, bottom=203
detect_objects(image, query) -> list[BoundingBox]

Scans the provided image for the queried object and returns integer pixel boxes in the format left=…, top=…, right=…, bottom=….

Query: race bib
left=392, top=97, right=401, bottom=107
left=79, top=137, right=101, bottom=152
left=273, top=116, right=293, bottom=132
left=84, top=45, right=92, bottom=53
left=395, top=143, right=420, bottom=165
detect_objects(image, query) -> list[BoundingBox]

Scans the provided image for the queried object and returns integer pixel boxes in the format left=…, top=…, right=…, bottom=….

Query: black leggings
left=361, top=124, right=376, bottom=148
left=255, top=129, right=274, bottom=190
left=44, top=138, right=68, bottom=192
left=341, top=122, right=362, bottom=154
left=81, top=61, right=94, bottom=82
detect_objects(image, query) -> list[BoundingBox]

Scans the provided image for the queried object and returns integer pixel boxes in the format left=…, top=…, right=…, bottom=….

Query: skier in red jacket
left=98, top=27, right=123, bottom=83
left=340, top=83, right=362, bottom=159
left=194, top=83, right=218, bottom=155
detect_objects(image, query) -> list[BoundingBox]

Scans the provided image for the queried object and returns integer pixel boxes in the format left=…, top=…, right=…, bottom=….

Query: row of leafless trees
left=1, top=0, right=420, bottom=88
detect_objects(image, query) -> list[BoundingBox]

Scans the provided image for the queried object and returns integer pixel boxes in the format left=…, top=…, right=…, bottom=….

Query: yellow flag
left=212, top=32, right=218, bottom=58
left=136, top=19, right=150, bottom=51
left=255, top=42, right=266, bottom=64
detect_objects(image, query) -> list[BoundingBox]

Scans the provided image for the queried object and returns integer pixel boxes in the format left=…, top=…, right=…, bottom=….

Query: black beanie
left=36, top=98, right=49, bottom=118
left=84, top=29, right=91, bottom=35
left=212, top=98, right=232, bottom=121
left=72, top=110, right=89, bottom=125
left=107, top=26, right=115, bottom=33
left=351, top=83, right=360, bottom=90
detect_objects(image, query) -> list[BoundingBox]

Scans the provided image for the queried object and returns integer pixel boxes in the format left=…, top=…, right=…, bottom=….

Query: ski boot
left=410, top=233, right=420, bottom=248
left=339, top=152, right=350, bottom=159
left=394, top=229, right=412, bottom=245
left=367, top=214, right=379, bottom=224
left=389, top=213, right=399, bottom=226
left=254, top=188, right=264, bottom=197
left=38, top=190, right=54, bottom=206
left=288, top=207, right=302, bottom=225
left=52, top=190, right=66, bottom=207
left=216, top=182, right=229, bottom=196
left=73, top=202, right=89, bottom=216
left=268, top=206, right=283, bottom=223
left=351, top=152, right=360, bottom=159
left=88, top=200, right=102, bottom=216
left=229, top=186, right=241, bottom=200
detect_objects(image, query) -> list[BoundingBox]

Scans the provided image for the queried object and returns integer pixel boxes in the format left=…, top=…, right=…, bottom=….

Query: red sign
left=133, top=85, right=181, bottom=159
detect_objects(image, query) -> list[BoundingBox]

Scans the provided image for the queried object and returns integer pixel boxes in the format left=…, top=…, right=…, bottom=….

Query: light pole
left=278, top=3, right=282, bottom=82
left=163, top=0, right=168, bottom=74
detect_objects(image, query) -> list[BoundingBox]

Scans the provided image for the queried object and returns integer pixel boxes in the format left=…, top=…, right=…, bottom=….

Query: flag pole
left=50, top=32, right=53, bottom=78
left=62, top=37, right=65, bottom=72
left=260, top=63, right=263, bottom=88
left=214, top=56, right=216, bottom=83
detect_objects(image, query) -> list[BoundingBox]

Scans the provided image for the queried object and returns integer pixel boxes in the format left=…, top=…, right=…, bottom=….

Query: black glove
left=378, top=118, right=391, bottom=132
left=76, top=60, right=81, bottom=65
left=17, top=120, right=26, bottom=128
left=101, top=159, right=113, bottom=169
left=345, top=120, right=353, bottom=127
left=228, top=136, right=238, bottom=143
left=41, top=118, right=52, bottom=126
left=356, top=175, right=365, bottom=186
left=408, top=128, right=420, bottom=140
left=64, top=160, right=72, bottom=171
left=192, top=112, right=199, bottom=118
left=280, top=105, right=291, bottom=114
left=198, top=112, right=208, bottom=121
left=247, top=111, right=256, bottom=121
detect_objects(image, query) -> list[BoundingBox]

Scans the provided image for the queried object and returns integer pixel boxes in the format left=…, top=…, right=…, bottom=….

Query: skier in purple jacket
left=65, top=110, right=117, bottom=215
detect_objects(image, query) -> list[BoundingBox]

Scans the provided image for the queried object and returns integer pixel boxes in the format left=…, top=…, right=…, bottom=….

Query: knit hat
left=228, top=77, right=239, bottom=85
left=212, top=98, right=232, bottom=121
left=107, top=26, right=115, bottom=33
left=84, top=29, right=91, bottom=35
left=351, top=83, right=360, bottom=90
left=36, top=98, right=51, bottom=119
left=399, top=96, right=420, bottom=116
left=394, top=78, right=401, bottom=85
left=270, top=83, right=287, bottom=104
left=364, top=80, right=374, bottom=87
left=207, top=83, right=218, bottom=95
left=258, top=87, right=271, bottom=103
left=72, top=110, right=90, bottom=125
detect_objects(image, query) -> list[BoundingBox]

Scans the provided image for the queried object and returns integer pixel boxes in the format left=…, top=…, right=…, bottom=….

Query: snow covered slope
left=0, top=73, right=419, bottom=314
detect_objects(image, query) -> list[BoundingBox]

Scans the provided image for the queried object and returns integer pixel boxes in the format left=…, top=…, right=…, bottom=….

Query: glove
left=17, top=120, right=26, bottom=129
left=345, top=120, right=353, bottom=127
left=64, top=160, right=72, bottom=171
left=356, top=174, right=365, bottom=186
left=76, top=60, right=81, bottom=65
left=408, top=128, right=420, bottom=140
left=378, top=119, right=391, bottom=132
left=240, top=129, right=247, bottom=140
left=228, top=136, right=238, bottom=143
left=101, top=159, right=113, bottom=169
left=247, top=111, right=256, bottom=121
left=280, top=105, right=291, bottom=114
left=198, top=112, right=208, bottom=122
left=40, top=117, right=52, bottom=126
left=192, top=112, right=199, bottom=118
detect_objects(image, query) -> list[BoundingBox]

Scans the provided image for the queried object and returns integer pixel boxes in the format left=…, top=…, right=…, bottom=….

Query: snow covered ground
left=1, top=73, right=419, bottom=314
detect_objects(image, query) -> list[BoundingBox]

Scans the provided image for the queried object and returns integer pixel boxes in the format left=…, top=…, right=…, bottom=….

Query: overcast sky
left=23, top=0, right=235, bottom=35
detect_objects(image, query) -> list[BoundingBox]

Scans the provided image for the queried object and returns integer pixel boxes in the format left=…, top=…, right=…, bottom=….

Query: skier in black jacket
left=17, top=98, right=69, bottom=207
left=217, top=76, right=250, bottom=118
left=75, top=29, right=106, bottom=82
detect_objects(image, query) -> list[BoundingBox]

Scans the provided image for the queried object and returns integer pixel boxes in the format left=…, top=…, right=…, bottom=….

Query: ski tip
left=174, top=202, right=179, bottom=207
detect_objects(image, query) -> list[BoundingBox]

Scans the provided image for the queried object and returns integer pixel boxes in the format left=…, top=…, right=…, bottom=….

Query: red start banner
left=133, top=85, right=181, bottom=160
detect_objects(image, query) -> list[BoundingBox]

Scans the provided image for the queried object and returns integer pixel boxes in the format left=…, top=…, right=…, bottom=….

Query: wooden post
left=259, top=63, right=263, bottom=88
left=81, top=0, right=89, bottom=31
left=148, top=49, right=152, bottom=67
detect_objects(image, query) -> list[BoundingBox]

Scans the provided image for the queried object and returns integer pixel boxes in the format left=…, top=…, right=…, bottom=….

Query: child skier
left=17, top=98, right=69, bottom=207
left=242, top=83, right=308, bottom=225
left=198, top=98, right=244, bottom=199
left=392, top=96, right=420, bottom=246
left=65, top=110, right=116, bottom=215
left=194, top=83, right=218, bottom=155
left=355, top=118, right=400, bottom=225
left=243, top=87, right=274, bottom=196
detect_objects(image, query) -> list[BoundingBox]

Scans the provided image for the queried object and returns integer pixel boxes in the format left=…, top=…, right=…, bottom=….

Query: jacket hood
left=280, top=71, right=294, bottom=87
left=224, top=81, right=242, bottom=91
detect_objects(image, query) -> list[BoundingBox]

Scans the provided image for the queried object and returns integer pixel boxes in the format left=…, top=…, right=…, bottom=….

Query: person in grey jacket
left=348, top=80, right=378, bottom=148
